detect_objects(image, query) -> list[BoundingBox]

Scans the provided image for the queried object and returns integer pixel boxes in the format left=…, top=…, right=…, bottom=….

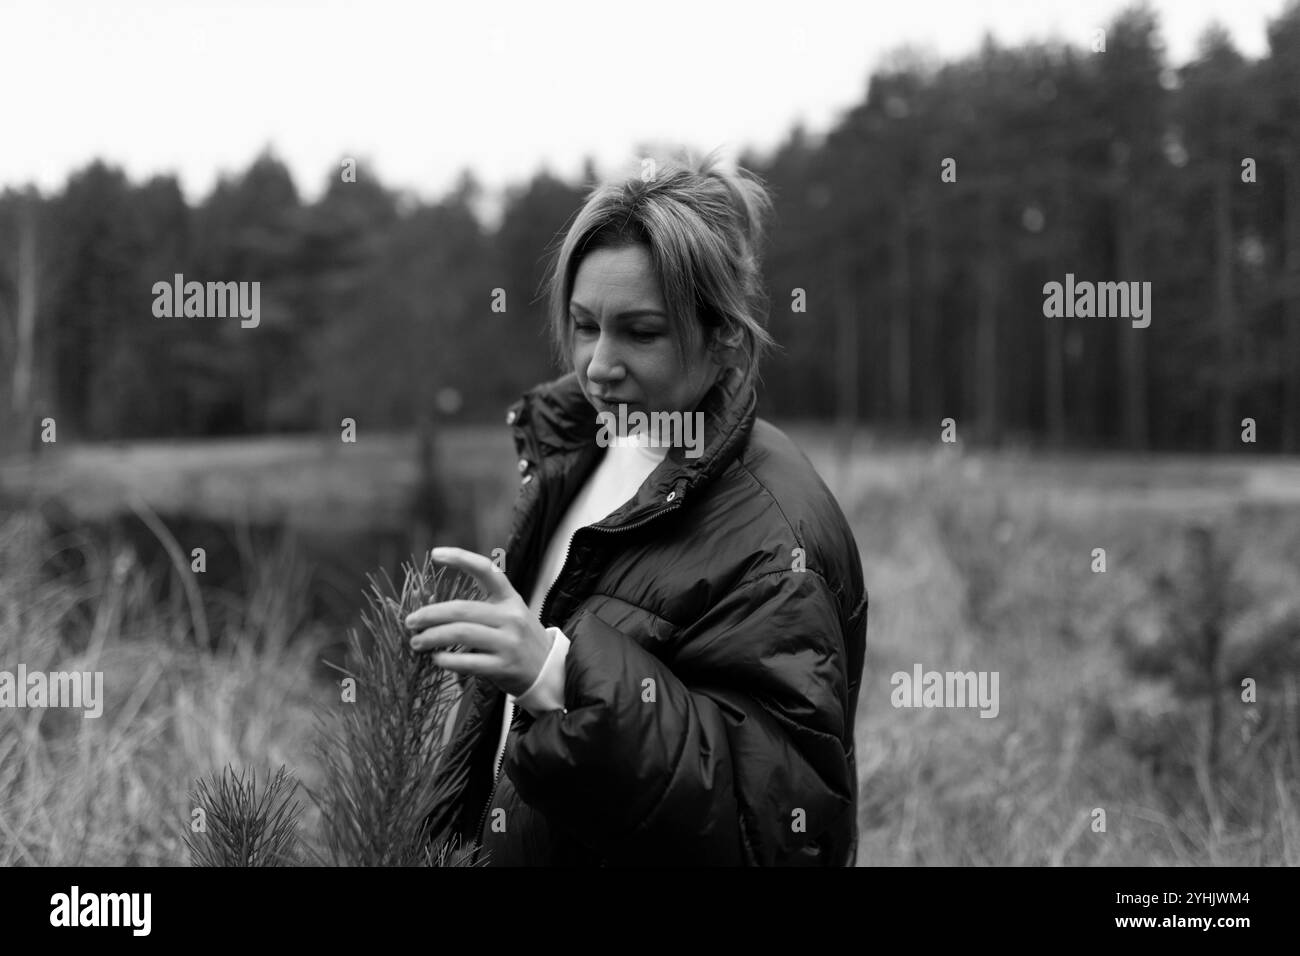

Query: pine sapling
left=184, top=765, right=305, bottom=867
left=307, top=551, right=482, bottom=866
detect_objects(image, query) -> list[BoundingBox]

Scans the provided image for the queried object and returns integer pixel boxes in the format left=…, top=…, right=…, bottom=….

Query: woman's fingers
left=403, top=547, right=541, bottom=692
left=410, top=621, right=504, bottom=654
left=428, top=546, right=514, bottom=602
left=405, top=598, right=506, bottom=632
left=429, top=650, right=500, bottom=678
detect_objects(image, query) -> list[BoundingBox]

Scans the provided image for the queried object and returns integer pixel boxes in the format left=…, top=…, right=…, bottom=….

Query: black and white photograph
left=0, top=0, right=1296, bottom=928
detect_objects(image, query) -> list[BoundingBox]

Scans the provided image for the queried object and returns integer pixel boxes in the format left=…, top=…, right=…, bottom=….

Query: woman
left=409, top=150, right=868, bottom=866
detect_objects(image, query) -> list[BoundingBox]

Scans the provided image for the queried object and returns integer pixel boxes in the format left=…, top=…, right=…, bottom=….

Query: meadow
left=1, top=426, right=1297, bottom=865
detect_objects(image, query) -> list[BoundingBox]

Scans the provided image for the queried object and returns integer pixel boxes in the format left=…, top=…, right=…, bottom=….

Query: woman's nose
left=586, top=333, right=625, bottom=386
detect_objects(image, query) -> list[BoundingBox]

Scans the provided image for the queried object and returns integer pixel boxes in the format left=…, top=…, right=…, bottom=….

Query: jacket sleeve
left=506, top=566, right=860, bottom=866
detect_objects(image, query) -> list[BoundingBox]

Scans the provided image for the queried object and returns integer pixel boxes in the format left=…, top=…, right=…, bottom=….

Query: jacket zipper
left=470, top=488, right=686, bottom=859
left=472, top=721, right=509, bottom=858
left=471, top=498, right=569, bottom=858
left=539, top=495, right=685, bottom=625
left=472, top=437, right=549, bottom=857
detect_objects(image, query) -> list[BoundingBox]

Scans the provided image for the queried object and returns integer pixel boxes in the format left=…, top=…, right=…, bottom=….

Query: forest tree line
left=2, top=3, right=1299, bottom=454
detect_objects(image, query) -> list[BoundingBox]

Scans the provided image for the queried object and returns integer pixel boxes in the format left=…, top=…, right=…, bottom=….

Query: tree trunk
left=920, top=192, right=942, bottom=430
left=412, top=410, right=448, bottom=558
left=975, top=188, right=1000, bottom=443
left=1212, top=164, right=1236, bottom=452
left=1283, top=151, right=1300, bottom=453
left=835, top=249, right=859, bottom=480
left=10, top=195, right=39, bottom=457
left=1046, top=162, right=1069, bottom=448
left=889, top=194, right=911, bottom=425
left=1115, top=145, right=1148, bottom=449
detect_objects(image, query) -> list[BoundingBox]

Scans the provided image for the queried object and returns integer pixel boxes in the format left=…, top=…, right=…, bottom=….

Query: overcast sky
left=3, top=0, right=1292, bottom=223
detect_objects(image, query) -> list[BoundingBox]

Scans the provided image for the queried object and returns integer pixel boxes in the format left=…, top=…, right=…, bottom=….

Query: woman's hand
left=405, top=546, right=554, bottom=697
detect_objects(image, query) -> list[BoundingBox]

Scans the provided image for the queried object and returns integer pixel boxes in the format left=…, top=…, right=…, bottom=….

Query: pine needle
left=184, top=765, right=305, bottom=867
left=305, top=551, right=483, bottom=866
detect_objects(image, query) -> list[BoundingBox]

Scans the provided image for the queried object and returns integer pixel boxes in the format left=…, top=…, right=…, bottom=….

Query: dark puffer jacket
left=421, top=365, right=868, bottom=866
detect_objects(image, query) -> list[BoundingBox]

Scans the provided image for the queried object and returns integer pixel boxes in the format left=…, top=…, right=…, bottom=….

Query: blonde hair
left=543, top=147, right=777, bottom=397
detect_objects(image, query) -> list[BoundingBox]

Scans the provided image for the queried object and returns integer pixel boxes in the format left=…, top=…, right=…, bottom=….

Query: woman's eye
left=571, top=322, right=655, bottom=343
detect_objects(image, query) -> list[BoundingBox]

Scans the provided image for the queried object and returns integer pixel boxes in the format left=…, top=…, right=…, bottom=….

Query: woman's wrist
left=516, top=626, right=570, bottom=716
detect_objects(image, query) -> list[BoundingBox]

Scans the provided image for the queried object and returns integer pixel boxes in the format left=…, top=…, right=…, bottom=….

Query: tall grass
left=844, top=455, right=1300, bottom=865
left=3, top=442, right=1297, bottom=866
left=0, top=504, right=481, bottom=866
left=0, top=506, right=323, bottom=865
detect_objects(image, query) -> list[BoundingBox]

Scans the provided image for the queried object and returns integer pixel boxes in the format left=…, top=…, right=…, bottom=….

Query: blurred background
left=1, top=0, right=1298, bottom=866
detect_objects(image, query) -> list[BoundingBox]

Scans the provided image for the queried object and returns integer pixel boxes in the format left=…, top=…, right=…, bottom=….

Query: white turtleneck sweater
left=493, top=430, right=670, bottom=781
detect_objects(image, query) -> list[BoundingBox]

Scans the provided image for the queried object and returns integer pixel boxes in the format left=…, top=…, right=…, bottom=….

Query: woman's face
left=569, top=244, right=724, bottom=433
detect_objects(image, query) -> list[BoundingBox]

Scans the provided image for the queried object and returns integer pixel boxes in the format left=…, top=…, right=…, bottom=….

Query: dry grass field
left=1, top=427, right=1297, bottom=865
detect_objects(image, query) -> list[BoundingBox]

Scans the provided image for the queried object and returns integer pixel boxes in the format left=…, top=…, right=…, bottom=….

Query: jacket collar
left=508, top=365, right=757, bottom=522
